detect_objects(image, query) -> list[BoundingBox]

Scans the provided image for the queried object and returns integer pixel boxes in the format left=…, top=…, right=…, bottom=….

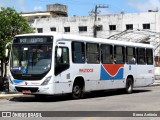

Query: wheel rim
left=127, top=80, right=132, bottom=92
left=73, top=85, right=81, bottom=96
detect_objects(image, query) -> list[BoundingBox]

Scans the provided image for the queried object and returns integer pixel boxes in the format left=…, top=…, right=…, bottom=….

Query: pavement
left=0, top=79, right=160, bottom=99
left=151, top=79, right=160, bottom=86
left=0, top=92, right=24, bottom=99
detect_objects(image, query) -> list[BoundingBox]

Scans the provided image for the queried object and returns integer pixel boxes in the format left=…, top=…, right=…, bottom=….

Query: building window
left=37, top=28, right=43, bottom=33
left=98, top=18, right=101, bottom=21
left=50, top=27, right=56, bottom=31
left=79, top=26, right=87, bottom=32
left=34, top=16, right=39, bottom=19
left=126, top=24, right=133, bottom=30
left=41, top=16, right=47, bottom=18
left=143, top=24, right=150, bottom=29
left=64, top=27, right=70, bottom=32
left=109, top=25, right=116, bottom=31
left=96, top=25, right=103, bottom=31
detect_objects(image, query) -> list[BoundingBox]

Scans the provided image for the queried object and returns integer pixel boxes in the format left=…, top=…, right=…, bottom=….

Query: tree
left=0, top=7, right=34, bottom=91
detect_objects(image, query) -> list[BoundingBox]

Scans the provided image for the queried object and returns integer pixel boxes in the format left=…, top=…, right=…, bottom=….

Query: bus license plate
left=22, top=90, right=31, bottom=94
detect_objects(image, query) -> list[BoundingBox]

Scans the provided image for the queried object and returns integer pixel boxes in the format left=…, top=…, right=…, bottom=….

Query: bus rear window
left=137, top=48, right=146, bottom=64
left=146, top=49, right=153, bottom=65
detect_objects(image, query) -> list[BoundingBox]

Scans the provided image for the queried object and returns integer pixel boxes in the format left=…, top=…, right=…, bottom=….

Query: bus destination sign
left=14, top=36, right=53, bottom=44
left=19, top=38, right=46, bottom=43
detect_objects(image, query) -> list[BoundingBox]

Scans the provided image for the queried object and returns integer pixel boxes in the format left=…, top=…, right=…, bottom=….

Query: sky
left=0, top=0, right=160, bottom=16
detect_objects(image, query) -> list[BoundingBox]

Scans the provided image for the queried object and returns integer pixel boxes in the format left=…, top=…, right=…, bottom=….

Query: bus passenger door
left=55, top=46, right=70, bottom=76
left=54, top=43, right=72, bottom=94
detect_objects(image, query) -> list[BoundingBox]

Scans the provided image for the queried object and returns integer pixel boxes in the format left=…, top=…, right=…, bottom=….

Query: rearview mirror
left=57, top=48, right=62, bottom=57
left=5, top=42, right=12, bottom=58
left=5, top=49, right=9, bottom=58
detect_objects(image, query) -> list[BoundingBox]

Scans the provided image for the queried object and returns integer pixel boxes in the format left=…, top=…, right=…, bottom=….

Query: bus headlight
left=41, top=76, right=52, bottom=85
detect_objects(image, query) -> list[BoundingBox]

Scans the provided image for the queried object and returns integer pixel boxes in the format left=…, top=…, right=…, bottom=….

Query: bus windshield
left=10, top=36, right=53, bottom=77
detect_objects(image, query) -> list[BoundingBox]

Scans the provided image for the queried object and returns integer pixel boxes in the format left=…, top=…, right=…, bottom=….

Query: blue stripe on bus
left=13, top=79, right=24, bottom=84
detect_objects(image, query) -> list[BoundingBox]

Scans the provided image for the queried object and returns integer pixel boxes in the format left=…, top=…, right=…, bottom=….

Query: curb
left=0, top=94, right=24, bottom=99
left=151, top=80, right=160, bottom=86
left=150, top=84, right=160, bottom=86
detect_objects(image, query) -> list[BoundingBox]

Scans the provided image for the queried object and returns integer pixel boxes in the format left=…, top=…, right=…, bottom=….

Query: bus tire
left=72, top=83, right=84, bottom=99
left=125, top=77, right=133, bottom=94
left=34, top=94, right=46, bottom=99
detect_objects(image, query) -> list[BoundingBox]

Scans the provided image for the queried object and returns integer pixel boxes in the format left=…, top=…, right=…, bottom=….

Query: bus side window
left=126, top=47, right=136, bottom=64
left=72, top=42, right=85, bottom=63
left=114, top=46, right=125, bottom=64
left=146, top=49, right=153, bottom=65
left=86, top=43, right=100, bottom=64
left=101, top=44, right=113, bottom=64
left=137, top=48, right=146, bottom=64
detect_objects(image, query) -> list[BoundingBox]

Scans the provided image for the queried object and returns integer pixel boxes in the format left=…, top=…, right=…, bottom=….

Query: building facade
left=21, top=5, right=160, bottom=70
left=31, top=11, right=159, bottom=37
left=21, top=4, right=68, bottom=24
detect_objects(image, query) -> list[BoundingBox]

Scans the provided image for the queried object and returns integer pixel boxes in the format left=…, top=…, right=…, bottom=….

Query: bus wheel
left=125, top=78, right=133, bottom=94
left=72, top=84, right=84, bottom=99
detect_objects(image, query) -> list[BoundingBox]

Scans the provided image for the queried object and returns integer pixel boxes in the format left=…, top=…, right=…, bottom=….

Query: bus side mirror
left=5, top=41, right=12, bottom=58
left=5, top=49, right=9, bottom=58
left=57, top=48, right=62, bottom=57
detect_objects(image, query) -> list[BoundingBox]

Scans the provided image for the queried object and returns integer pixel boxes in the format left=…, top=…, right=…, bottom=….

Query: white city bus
left=7, top=33, right=154, bottom=99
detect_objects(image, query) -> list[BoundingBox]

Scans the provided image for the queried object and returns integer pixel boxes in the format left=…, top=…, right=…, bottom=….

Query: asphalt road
left=0, top=86, right=160, bottom=120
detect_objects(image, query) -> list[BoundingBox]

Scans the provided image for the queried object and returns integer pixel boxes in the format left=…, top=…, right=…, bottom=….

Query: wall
left=33, top=12, right=158, bottom=36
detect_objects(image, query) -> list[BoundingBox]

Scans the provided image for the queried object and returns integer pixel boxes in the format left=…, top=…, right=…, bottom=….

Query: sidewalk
left=0, top=92, right=24, bottom=99
left=151, top=79, right=160, bottom=86
left=0, top=79, right=160, bottom=99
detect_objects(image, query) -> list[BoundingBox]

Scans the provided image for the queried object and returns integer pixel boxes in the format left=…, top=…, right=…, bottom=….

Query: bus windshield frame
left=10, top=36, right=53, bottom=80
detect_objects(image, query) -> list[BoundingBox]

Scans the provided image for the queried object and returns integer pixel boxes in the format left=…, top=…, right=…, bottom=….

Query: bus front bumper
left=9, top=84, right=54, bottom=95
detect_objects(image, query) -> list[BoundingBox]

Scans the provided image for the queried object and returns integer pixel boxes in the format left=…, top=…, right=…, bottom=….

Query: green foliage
left=0, top=7, right=34, bottom=59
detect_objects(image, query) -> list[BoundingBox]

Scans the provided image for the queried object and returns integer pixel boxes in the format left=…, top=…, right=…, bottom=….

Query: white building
left=21, top=4, right=68, bottom=24
left=30, top=11, right=159, bottom=36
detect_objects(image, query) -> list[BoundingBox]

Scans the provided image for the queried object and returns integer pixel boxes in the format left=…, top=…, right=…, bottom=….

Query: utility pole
left=90, top=5, right=109, bottom=38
